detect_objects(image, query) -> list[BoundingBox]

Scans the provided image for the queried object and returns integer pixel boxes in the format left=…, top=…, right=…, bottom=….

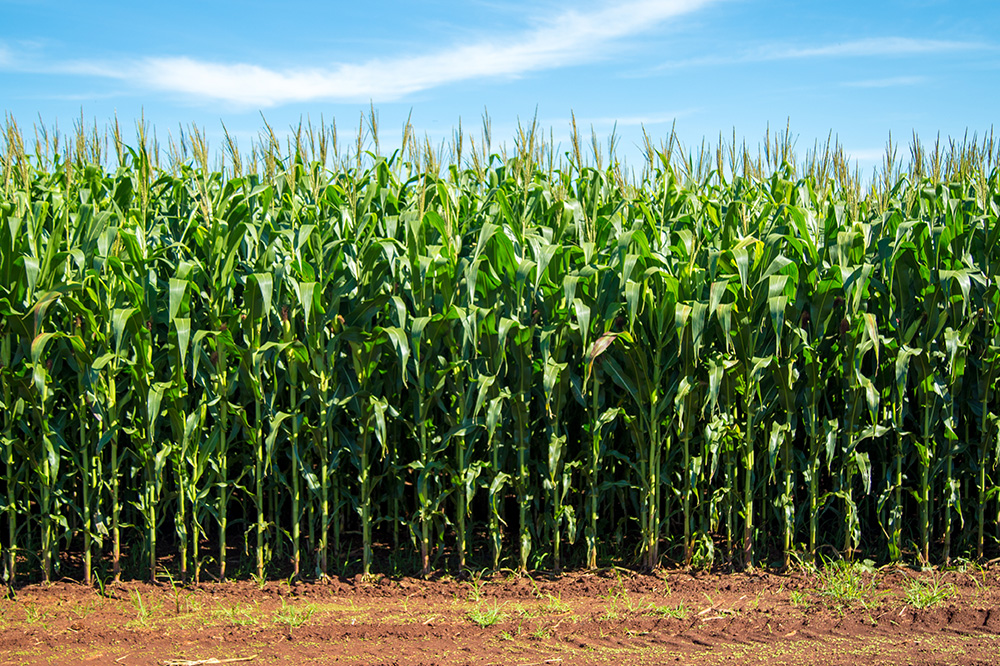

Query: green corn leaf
left=174, top=317, right=191, bottom=369
left=168, top=277, right=187, bottom=321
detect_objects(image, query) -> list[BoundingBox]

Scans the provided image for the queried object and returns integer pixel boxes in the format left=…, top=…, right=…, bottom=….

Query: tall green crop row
left=1, top=119, right=999, bottom=584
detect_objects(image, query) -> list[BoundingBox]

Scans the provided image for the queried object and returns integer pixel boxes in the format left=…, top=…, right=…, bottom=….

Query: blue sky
left=1, top=0, right=997, bottom=175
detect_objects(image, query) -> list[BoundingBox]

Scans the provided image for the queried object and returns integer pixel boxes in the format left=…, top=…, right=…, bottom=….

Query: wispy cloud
left=2, top=0, right=720, bottom=107
left=585, top=110, right=698, bottom=127
left=844, top=148, right=889, bottom=164
left=761, top=37, right=985, bottom=59
left=549, top=109, right=699, bottom=130
left=657, top=36, right=992, bottom=69
left=842, top=75, right=926, bottom=88
left=33, top=90, right=132, bottom=102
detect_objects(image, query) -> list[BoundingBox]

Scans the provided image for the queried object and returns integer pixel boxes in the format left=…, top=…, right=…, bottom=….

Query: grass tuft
left=817, top=560, right=879, bottom=607
left=272, top=599, right=317, bottom=628
left=903, top=577, right=955, bottom=609
left=467, top=600, right=506, bottom=627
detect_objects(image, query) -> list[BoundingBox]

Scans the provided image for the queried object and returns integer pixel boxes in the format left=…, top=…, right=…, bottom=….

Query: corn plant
left=1, top=117, right=999, bottom=583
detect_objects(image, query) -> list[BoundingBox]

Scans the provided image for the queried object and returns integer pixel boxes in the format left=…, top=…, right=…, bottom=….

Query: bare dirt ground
left=2, top=565, right=1000, bottom=665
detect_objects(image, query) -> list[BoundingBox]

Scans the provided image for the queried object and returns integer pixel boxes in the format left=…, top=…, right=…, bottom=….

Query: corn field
left=1, top=114, right=1000, bottom=585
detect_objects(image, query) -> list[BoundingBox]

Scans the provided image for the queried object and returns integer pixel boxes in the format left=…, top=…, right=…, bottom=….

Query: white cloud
left=20, top=0, right=719, bottom=107
left=842, top=75, right=926, bottom=88
left=760, top=37, right=983, bottom=60
left=658, top=37, right=991, bottom=69
left=582, top=110, right=699, bottom=127
left=844, top=148, right=889, bottom=163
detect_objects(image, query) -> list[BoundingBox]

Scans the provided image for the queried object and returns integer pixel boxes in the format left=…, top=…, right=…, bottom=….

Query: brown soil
left=2, top=566, right=999, bottom=665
